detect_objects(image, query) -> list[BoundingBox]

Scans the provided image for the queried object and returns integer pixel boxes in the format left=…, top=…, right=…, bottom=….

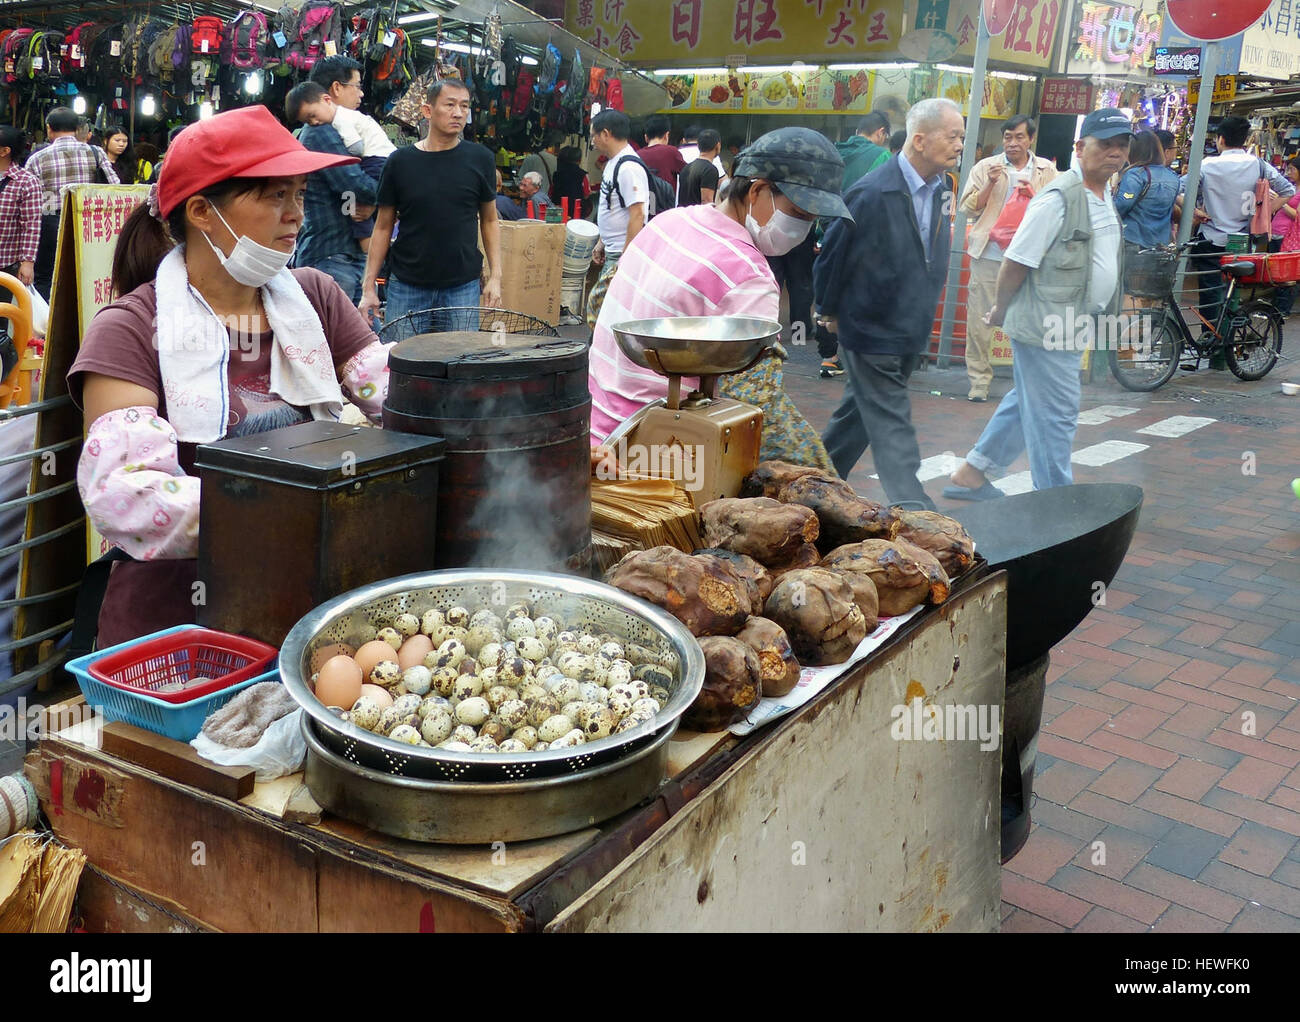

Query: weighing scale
left=606, top=317, right=778, bottom=508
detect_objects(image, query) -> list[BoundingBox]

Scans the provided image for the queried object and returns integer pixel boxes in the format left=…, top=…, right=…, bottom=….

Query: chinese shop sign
left=1039, top=76, right=1094, bottom=114
left=1239, top=0, right=1300, bottom=79
left=1066, top=2, right=1164, bottom=75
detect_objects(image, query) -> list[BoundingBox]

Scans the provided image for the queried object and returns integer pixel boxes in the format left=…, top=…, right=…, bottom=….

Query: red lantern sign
left=1165, top=0, right=1271, bottom=41
left=982, top=0, right=1017, bottom=37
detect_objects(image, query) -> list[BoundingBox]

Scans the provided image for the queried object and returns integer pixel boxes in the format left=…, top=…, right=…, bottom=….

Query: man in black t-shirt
left=358, top=78, right=501, bottom=337
left=679, top=129, right=722, bottom=207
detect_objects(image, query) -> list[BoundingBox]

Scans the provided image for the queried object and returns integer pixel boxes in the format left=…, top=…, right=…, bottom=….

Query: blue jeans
left=383, top=275, right=481, bottom=341
left=305, top=252, right=367, bottom=306
left=965, top=339, right=1084, bottom=491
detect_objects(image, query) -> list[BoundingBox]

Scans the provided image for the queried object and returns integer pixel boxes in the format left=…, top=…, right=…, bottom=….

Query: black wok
left=950, top=484, right=1144, bottom=670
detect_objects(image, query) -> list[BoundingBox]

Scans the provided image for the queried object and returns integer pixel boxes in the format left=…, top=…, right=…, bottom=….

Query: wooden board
left=99, top=722, right=255, bottom=801
left=75, top=866, right=208, bottom=933
left=547, top=574, right=1007, bottom=933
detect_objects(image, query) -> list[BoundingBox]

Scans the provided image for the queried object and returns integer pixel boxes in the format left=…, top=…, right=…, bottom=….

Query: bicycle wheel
left=1108, top=305, right=1182, bottom=392
left=1225, top=299, right=1282, bottom=381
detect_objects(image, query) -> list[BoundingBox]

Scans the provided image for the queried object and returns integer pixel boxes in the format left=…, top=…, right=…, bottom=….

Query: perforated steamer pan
left=303, top=714, right=675, bottom=843
left=279, top=570, right=705, bottom=785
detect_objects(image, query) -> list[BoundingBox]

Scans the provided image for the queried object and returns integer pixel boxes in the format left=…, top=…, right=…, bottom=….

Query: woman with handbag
left=1115, top=130, right=1181, bottom=305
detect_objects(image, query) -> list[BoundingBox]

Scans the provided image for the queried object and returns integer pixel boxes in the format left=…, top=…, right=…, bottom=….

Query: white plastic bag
left=190, top=709, right=306, bottom=782
left=25, top=286, right=48, bottom=337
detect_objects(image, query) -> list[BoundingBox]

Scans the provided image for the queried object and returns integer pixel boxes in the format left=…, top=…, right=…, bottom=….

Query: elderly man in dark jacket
left=813, top=97, right=966, bottom=509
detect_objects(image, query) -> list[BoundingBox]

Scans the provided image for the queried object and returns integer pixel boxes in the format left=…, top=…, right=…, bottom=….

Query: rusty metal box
left=193, top=422, right=445, bottom=646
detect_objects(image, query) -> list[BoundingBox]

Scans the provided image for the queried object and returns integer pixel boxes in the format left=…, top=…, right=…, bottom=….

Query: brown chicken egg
left=315, top=655, right=363, bottom=709
left=310, top=643, right=355, bottom=673
left=358, top=683, right=394, bottom=709
left=355, top=640, right=397, bottom=679
left=397, top=634, right=434, bottom=670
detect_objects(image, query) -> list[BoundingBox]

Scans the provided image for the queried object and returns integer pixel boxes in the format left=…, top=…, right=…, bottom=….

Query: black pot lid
left=388, top=332, right=589, bottom=380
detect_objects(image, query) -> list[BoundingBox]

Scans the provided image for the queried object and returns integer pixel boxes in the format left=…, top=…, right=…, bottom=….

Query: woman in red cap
left=67, top=107, right=393, bottom=646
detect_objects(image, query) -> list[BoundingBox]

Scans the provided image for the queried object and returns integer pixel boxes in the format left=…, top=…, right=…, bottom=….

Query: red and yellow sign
left=566, top=0, right=1057, bottom=70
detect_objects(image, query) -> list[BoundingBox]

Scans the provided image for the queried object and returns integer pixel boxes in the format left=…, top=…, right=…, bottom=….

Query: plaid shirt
left=0, top=163, right=42, bottom=266
left=25, top=136, right=119, bottom=215
left=295, top=123, right=377, bottom=268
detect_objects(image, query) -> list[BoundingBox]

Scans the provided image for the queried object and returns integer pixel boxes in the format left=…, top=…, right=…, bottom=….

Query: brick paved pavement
left=784, top=327, right=1300, bottom=932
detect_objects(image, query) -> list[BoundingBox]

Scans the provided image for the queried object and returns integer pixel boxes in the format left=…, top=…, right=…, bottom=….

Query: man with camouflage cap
left=814, top=97, right=966, bottom=509
left=590, top=126, right=852, bottom=470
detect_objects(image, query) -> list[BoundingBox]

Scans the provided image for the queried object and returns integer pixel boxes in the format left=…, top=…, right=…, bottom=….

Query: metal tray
left=279, top=570, right=704, bottom=783
left=302, top=713, right=675, bottom=844
left=611, top=316, right=780, bottom=376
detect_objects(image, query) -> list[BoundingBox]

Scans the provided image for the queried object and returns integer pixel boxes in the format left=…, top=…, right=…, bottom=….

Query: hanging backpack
left=226, top=11, right=270, bottom=70
left=587, top=65, right=606, bottom=105
left=171, top=25, right=192, bottom=77
left=191, top=15, right=224, bottom=57
left=605, top=76, right=624, bottom=111
left=536, top=43, right=561, bottom=97
left=500, top=36, right=519, bottom=90
left=64, top=22, right=98, bottom=74
left=25, top=31, right=65, bottom=84
left=509, top=69, right=534, bottom=118
left=3, top=30, right=34, bottom=86
left=127, top=19, right=167, bottom=84
left=285, top=1, right=342, bottom=71
left=148, top=25, right=179, bottom=82
left=373, top=27, right=408, bottom=87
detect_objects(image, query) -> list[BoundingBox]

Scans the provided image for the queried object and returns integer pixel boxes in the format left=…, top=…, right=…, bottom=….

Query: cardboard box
left=484, top=220, right=565, bottom=326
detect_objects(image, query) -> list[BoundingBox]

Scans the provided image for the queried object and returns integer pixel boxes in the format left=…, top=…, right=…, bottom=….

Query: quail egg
left=515, top=636, right=548, bottom=663
left=436, top=638, right=468, bottom=667
left=477, top=642, right=506, bottom=669
left=393, top=613, right=421, bottom=638
left=537, top=714, right=575, bottom=743
left=376, top=626, right=404, bottom=650
left=464, top=625, right=498, bottom=655
left=534, top=742, right=550, bottom=752
left=552, top=678, right=583, bottom=706
left=498, top=656, right=532, bottom=685
left=527, top=694, right=561, bottom=727
left=455, top=696, right=491, bottom=726
left=499, top=739, right=528, bottom=753
left=505, top=617, right=537, bottom=642
left=512, top=726, right=539, bottom=749
left=561, top=700, right=587, bottom=721
left=428, top=665, right=459, bottom=697
left=419, top=709, right=454, bottom=745
left=445, top=607, right=470, bottom=628
left=498, top=699, right=529, bottom=730
left=392, top=693, right=423, bottom=717
left=440, top=741, right=473, bottom=752
left=388, top=724, right=421, bottom=745
left=613, top=716, right=642, bottom=734
left=349, top=697, right=382, bottom=732
left=451, top=724, right=478, bottom=745
left=479, top=718, right=510, bottom=745
left=420, top=609, right=446, bottom=637
left=401, top=665, right=432, bottom=696
left=505, top=601, right=532, bottom=620
left=470, top=609, right=502, bottom=630
left=370, top=660, right=402, bottom=687
left=576, top=634, right=601, bottom=655
left=452, top=674, right=484, bottom=702
left=606, top=661, right=633, bottom=688
left=518, top=681, right=548, bottom=703
left=632, top=697, right=661, bottom=717
left=608, top=689, right=636, bottom=719
left=583, top=707, right=616, bottom=739
left=532, top=616, right=559, bottom=642
left=579, top=682, right=608, bottom=705
left=376, top=705, right=407, bottom=736
left=549, top=729, right=586, bottom=749
left=485, top=685, right=516, bottom=710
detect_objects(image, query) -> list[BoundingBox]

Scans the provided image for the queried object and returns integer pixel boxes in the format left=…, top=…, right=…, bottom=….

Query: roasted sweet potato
left=607, top=546, right=752, bottom=637
left=894, top=538, right=951, bottom=605
left=836, top=571, right=880, bottom=632
left=685, top=636, right=762, bottom=732
left=693, top=548, right=775, bottom=606
left=890, top=510, right=975, bottom=576
left=821, top=539, right=947, bottom=616
left=700, top=497, right=819, bottom=567
left=740, top=461, right=898, bottom=551
left=763, top=568, right=868, bottom=666
left=735, top=616, right=802, bottom=698
left=766, top=541, right=821, bottom=580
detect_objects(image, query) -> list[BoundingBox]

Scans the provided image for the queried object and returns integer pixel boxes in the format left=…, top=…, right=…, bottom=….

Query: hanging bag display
left=226, top=11, right=270, bottom=70
left=191, top=15, right=224, bottom=57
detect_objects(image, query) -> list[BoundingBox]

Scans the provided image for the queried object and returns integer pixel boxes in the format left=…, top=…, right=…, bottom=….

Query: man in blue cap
left=946, top=108, right=1132, bottom=499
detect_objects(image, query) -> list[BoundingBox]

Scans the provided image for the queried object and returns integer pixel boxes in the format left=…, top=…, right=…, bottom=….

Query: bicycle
left=1107, top=243, right=1286, bottom=392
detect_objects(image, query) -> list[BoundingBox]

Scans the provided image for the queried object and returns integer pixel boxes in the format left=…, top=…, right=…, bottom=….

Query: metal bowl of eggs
left=280, top=570, right=704, bottom=801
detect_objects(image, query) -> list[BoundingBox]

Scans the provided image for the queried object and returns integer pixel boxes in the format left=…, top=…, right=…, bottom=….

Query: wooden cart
left=25, top=572, right=1006, bottom=933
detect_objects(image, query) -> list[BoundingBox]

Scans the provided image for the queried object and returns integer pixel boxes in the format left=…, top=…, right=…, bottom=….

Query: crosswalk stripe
left=1077, top=405, right=1142, bottom=426
left=1136, top=415, right=1216, bottom=438
left=1072, top=440, right=1149, bottom=466
left=993, top=471, right=1034, bottom=495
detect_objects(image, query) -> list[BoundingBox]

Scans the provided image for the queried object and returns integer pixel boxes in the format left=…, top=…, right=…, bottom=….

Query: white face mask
left=746, top=188, right=813, bottom=257
left=202, top=205, right=294, bottom=287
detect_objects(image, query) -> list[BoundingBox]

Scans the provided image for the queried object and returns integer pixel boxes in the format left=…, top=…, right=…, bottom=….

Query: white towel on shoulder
left=155, top=246, right=344, bottom=443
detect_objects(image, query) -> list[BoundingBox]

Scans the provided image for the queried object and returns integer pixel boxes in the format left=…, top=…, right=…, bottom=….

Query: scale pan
left=611, top=317, right=781, bottom=376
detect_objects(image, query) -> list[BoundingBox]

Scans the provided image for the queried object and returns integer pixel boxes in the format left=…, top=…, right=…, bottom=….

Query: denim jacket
left=1114, top=164, right=1179, bottom=249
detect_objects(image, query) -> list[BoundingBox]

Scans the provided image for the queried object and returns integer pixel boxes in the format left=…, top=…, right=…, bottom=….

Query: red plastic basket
left=87, top=627, right=278, bottom=704
left=1220, top=251, right=1300, bottom=285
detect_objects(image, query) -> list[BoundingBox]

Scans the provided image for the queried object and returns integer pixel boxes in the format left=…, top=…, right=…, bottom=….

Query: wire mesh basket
left=378, top=306, right=560, bottom=343
left=1124, top=246, right=1180, bottom=299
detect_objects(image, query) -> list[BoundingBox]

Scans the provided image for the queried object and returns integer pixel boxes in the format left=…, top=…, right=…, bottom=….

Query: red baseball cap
left=157, top=105, right=358, bottom=218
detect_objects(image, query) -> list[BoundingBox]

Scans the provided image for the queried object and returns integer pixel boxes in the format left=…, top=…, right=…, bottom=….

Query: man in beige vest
left=959, top=115, right=1058, bottom=401
left=945, top=109, right=1130, bottom=498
